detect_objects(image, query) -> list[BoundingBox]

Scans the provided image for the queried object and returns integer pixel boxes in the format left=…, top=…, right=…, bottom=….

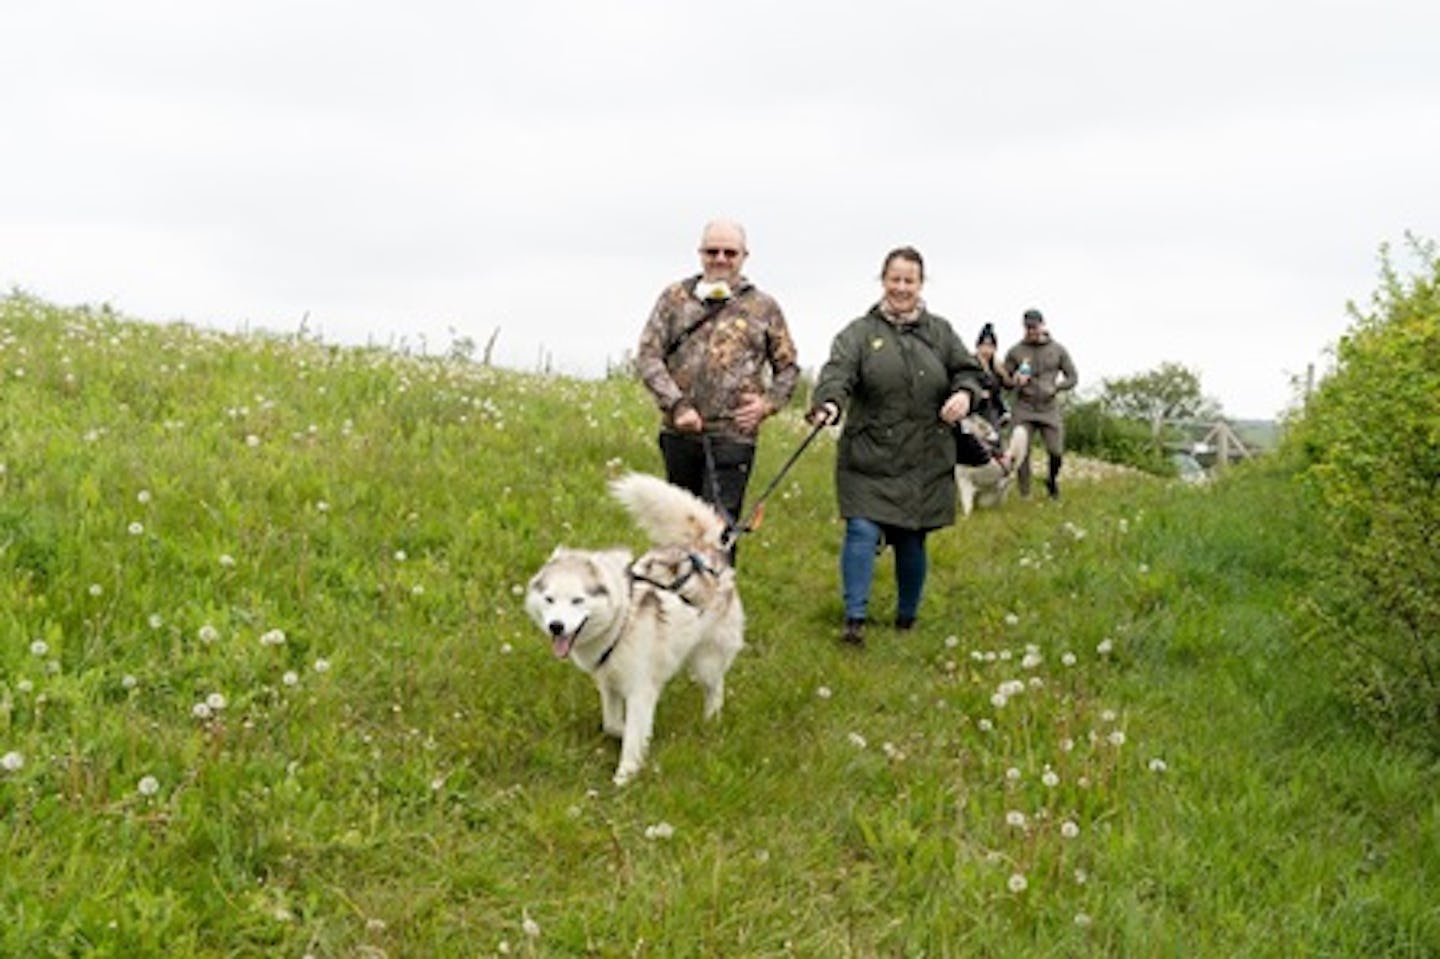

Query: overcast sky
left=4, top=1, right=1437, bottom=419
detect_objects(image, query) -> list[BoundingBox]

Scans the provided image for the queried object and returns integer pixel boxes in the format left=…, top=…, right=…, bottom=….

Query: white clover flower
left=1061, top=652, right=1077, bottom=667
left=218, top=554, right=236, bottom=568
left=314, top=658, right=331, bottom=673
left=1061, top=820, right=1080, bottom=839
left=816, top=685, right=832, bottom=700
left=245, top=434, right=261, bottom=447
left=1042, top=769, right=1060, bottom=788
left=394, top=549, right=408, bottom=562
left=137, top=775, right=160, bottom=796
left=205, top=692, right=227, bottom=711
left=29, top=640, right=49, bottom=657
left=1005, top=810, right=1027, bottom=828
left=1, top=751, right=23, bottom=772
left=1003, top=612, right=1019, bottom=626
left=198, top=624, right=219, bottom=644
left=1148, top=757, right=1169, bottom=773
left=192, top=702, right=213, bottom=720
left=847, top=731, right=868, bottom=749
left=1107, top=730, right=1126, bottom=747
left=128, top=521, right=145, bottom=536
left=977, top=718, right=994, bottom=732
left=643, top=822, right=675, bottom=840
left=88, top=583, right=103, bottom=597
left=1007, top=873, right=1028, bottom=893
left=260, top=629, right=286, bottom=646
left=1096, top=638, right=1114, bottom=655
left=1021, top=651, right=1042, bottom=670
left=147, top=614, right=164, bottom=630
left=136, top=490, right=152, bottom=504
left=282, top=671, right=299, bottom=687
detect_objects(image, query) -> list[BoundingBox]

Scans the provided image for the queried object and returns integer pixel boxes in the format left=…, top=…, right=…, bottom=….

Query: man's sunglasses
left=702, top=247, right=743, bottom=258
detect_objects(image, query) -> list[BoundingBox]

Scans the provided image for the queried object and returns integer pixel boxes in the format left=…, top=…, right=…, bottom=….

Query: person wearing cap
left=806, top=246, right=983, bottom=646
left=636, top=219, right=800, bottom=542
left=1003, top=309, right=1078, bottom=499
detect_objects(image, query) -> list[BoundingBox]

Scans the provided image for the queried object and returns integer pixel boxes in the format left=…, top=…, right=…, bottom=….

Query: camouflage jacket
left=635, top=275, right=800, bottom=442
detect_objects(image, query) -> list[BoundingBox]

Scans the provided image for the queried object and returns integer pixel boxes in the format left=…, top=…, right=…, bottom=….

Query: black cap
left=976, top=322, right=997, bottom=347
left=1022, top=308, right=1044, bottom=326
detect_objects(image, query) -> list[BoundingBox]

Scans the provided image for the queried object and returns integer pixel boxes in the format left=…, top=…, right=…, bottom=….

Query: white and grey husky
left=955, top=417, right=1030, bottom=516
left=524, top=473, right=744, bottom=786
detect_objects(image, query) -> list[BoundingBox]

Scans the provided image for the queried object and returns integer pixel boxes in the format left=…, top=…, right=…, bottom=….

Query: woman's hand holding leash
left=939, top=390, right=971, bottom=425
left=806, top=401, right=840, bottom=427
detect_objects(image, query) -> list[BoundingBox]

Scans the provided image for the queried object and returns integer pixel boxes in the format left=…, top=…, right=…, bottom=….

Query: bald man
left=635, top=220, right=800, bottom=541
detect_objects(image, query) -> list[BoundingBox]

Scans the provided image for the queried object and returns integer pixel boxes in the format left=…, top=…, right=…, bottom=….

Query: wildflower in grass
left=137, top=775, right=160, bottom=796
left=847, top=732, right=868, bottom=749
left=314, top=658, right=331, bottom=673
left=1061, top=651, right=1077, bottom=666
left=16, top=679, right=33, bottom=694
left=1138, top=563, right=1149, bottom=574
left=510, top=584, right=524, bottom=596
left=500, top=643, right=513, bottom=654
left=1074, top=868, right=1088, bottom=884
left=411, top=584, right=424, bottom=596
left=1042, top=768, right=1060, bottom=788
left=977, top=718, right=994, bottom=732
left=990, top=692, right=1009, bottom=709
left=882, top=742, right=905, bottom=761
left=136, top=489, right=151, bottom=504
left=88, top=583, right=103, bottom=597
left=1149, top=757, right=1168, bottom=773
left=315, top=500, right=330, bottom=513
left=1061, top=820, right=1080, bottom=839
left=282, top=671, right=299, bottom=687
left=198, top=624, right=219, bottom=644
left=944, top=635, right=959, bottom=649
left=1005, top=810, right=1027, bottom=829
left=1107, top=730, right=1126, bottom=747
left=1060, top=737, right=1075, bottom=752
left=394, top=549, right=407, bottom=562
left=121, top=675, right=137, bottom=690
left=1096, top=637, right=1114, bottom=655
left=193, top=702, right=213, bottom=720
left=1075, top=912, right=1092, bottom=927
left=147, top=614, right=163, bottom=630
left=128, top=521, right=144, bottom=536
left=219, top=554, right=236, bottom=568
left=30, top=640, right=48, bottom=657
left=1, top=751, right=23, bottom=772
left=1021, top=650, right=1042, bottom=670
left=260, top=629, right=286, bottom=646
left=1007, top=873, right=1028, bottom=893
left=1100, top=709, right=1117, bottom=722
left=206, top=692, right=227, bottom=711
left=643, top=822, right=675, bottom=840
left=1004, top=612, right=1019, bottom=626
left=245, top=434, right=261, bottom=447
left=365, top=918, right=386, bottom=932
left=816, top=685, right=832, bottom=700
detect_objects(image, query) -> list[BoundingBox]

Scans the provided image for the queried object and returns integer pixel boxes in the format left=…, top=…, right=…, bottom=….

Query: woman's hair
left=881, top=246, right=925, bottom=281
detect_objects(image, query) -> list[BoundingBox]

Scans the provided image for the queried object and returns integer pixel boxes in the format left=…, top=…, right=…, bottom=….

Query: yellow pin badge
left=871, top=337, right=885, bottom=350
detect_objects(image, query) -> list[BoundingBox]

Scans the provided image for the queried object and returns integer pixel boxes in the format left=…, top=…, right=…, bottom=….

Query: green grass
left=1, top=291, right=1437, bottom=957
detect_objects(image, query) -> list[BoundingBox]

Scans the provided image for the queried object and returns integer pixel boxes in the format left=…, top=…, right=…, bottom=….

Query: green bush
left=1286, top=236, right=1440, bottom=746
left=1064, top=398, right=1174, bottom=475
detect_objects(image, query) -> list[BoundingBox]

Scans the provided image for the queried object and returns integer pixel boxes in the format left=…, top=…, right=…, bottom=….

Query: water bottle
left=1018, top=359, right=1032, bottom=378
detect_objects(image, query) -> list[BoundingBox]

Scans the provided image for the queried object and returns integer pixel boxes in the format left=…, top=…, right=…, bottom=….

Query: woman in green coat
left=807, top=247, right=983, bottom=646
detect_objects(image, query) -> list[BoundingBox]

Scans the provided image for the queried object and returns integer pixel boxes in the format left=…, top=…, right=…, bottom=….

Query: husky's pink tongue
left=552, top=634, right=575, bottom=659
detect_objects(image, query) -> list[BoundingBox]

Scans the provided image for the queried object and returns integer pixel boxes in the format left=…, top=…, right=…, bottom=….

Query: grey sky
left=4, top=1, right=1437, bottom=419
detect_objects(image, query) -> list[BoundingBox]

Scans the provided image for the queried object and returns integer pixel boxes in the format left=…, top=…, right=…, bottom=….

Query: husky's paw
left=612, top=765, right=639, bottom=787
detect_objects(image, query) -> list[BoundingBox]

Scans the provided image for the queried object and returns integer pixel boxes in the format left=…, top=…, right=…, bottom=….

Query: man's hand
left=939, top=391, right=971, bottom=425
left=673, top=405, right=704, bottom=433
left=733, top=394, right=772, bottom=435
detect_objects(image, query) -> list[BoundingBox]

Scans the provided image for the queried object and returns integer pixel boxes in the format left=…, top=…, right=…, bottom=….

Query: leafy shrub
left=1064, top=398, right=1174, bottom=475
left=1286, top=236, right=1440, bottom=746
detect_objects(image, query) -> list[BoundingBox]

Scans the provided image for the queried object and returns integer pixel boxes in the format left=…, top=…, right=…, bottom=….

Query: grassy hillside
left=1, top=293, right=1436, bottom=957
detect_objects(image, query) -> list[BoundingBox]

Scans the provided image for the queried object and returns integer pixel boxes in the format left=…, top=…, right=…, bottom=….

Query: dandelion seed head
left=1107, top=730, right=1126, bottom=747
left=847, top=731, right=867, bottom=749
left=16, top=679, right=33, bottom=694
left=198, top=624, right=219, bottom=644
left=1005, top=810, right=1027, bottom=828
left=147, top=614, right=163, bottom=629
left=282, top=671, right=299, bottom=687
left=314, top=658, right=331, bottom=673
left=29, top=640, right=49, bottom=657
left=1061, top=651, right=1077, bottom=666
left=218, top=554, right=236, bottom=568
left=1096, top=637, right=1114, bottom=655
left=1074, top=912, right=1092, bottom=927
left=136, top=490, right=151, bottom=504
left=137, top=775, right=159, bottom=796
left=1061, top=820, right=1080, bottom=838
left=816, top=685, right=832, bottom=700
left=1042, top=769, right=1060, bottom=787
left=192, top=702, right=213, bottom=719
left=1003, top=612, right=1019, bottom=626
left=127, top=521, right=144, bottom=536
left=1148, top=757, right=1169, bottom=773
left=1007, top=873, right=1028, bottom=893
left=121, top=675, right=138, bottom=690
left=1, top=751, right=23, bottom=772
left=205, top=692, right=227, bottom=711
left=88, top=583, right=103, bottom=597
left=643, top=822, right=675, bottom=840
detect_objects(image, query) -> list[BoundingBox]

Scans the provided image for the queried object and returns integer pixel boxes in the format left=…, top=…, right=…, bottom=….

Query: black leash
left=720, top=420, right=827, bottom=547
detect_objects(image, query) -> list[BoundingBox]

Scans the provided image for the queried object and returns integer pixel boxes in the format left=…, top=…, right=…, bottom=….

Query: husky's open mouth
left=551, top=617, right=587, bottom=659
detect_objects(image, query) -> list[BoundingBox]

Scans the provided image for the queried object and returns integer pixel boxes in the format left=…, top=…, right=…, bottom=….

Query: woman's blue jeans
left=841, top=517, right=928, bottom=622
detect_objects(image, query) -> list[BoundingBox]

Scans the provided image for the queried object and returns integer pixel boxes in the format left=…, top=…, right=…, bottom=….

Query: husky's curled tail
left=608, top=473, right=730, bottom=554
